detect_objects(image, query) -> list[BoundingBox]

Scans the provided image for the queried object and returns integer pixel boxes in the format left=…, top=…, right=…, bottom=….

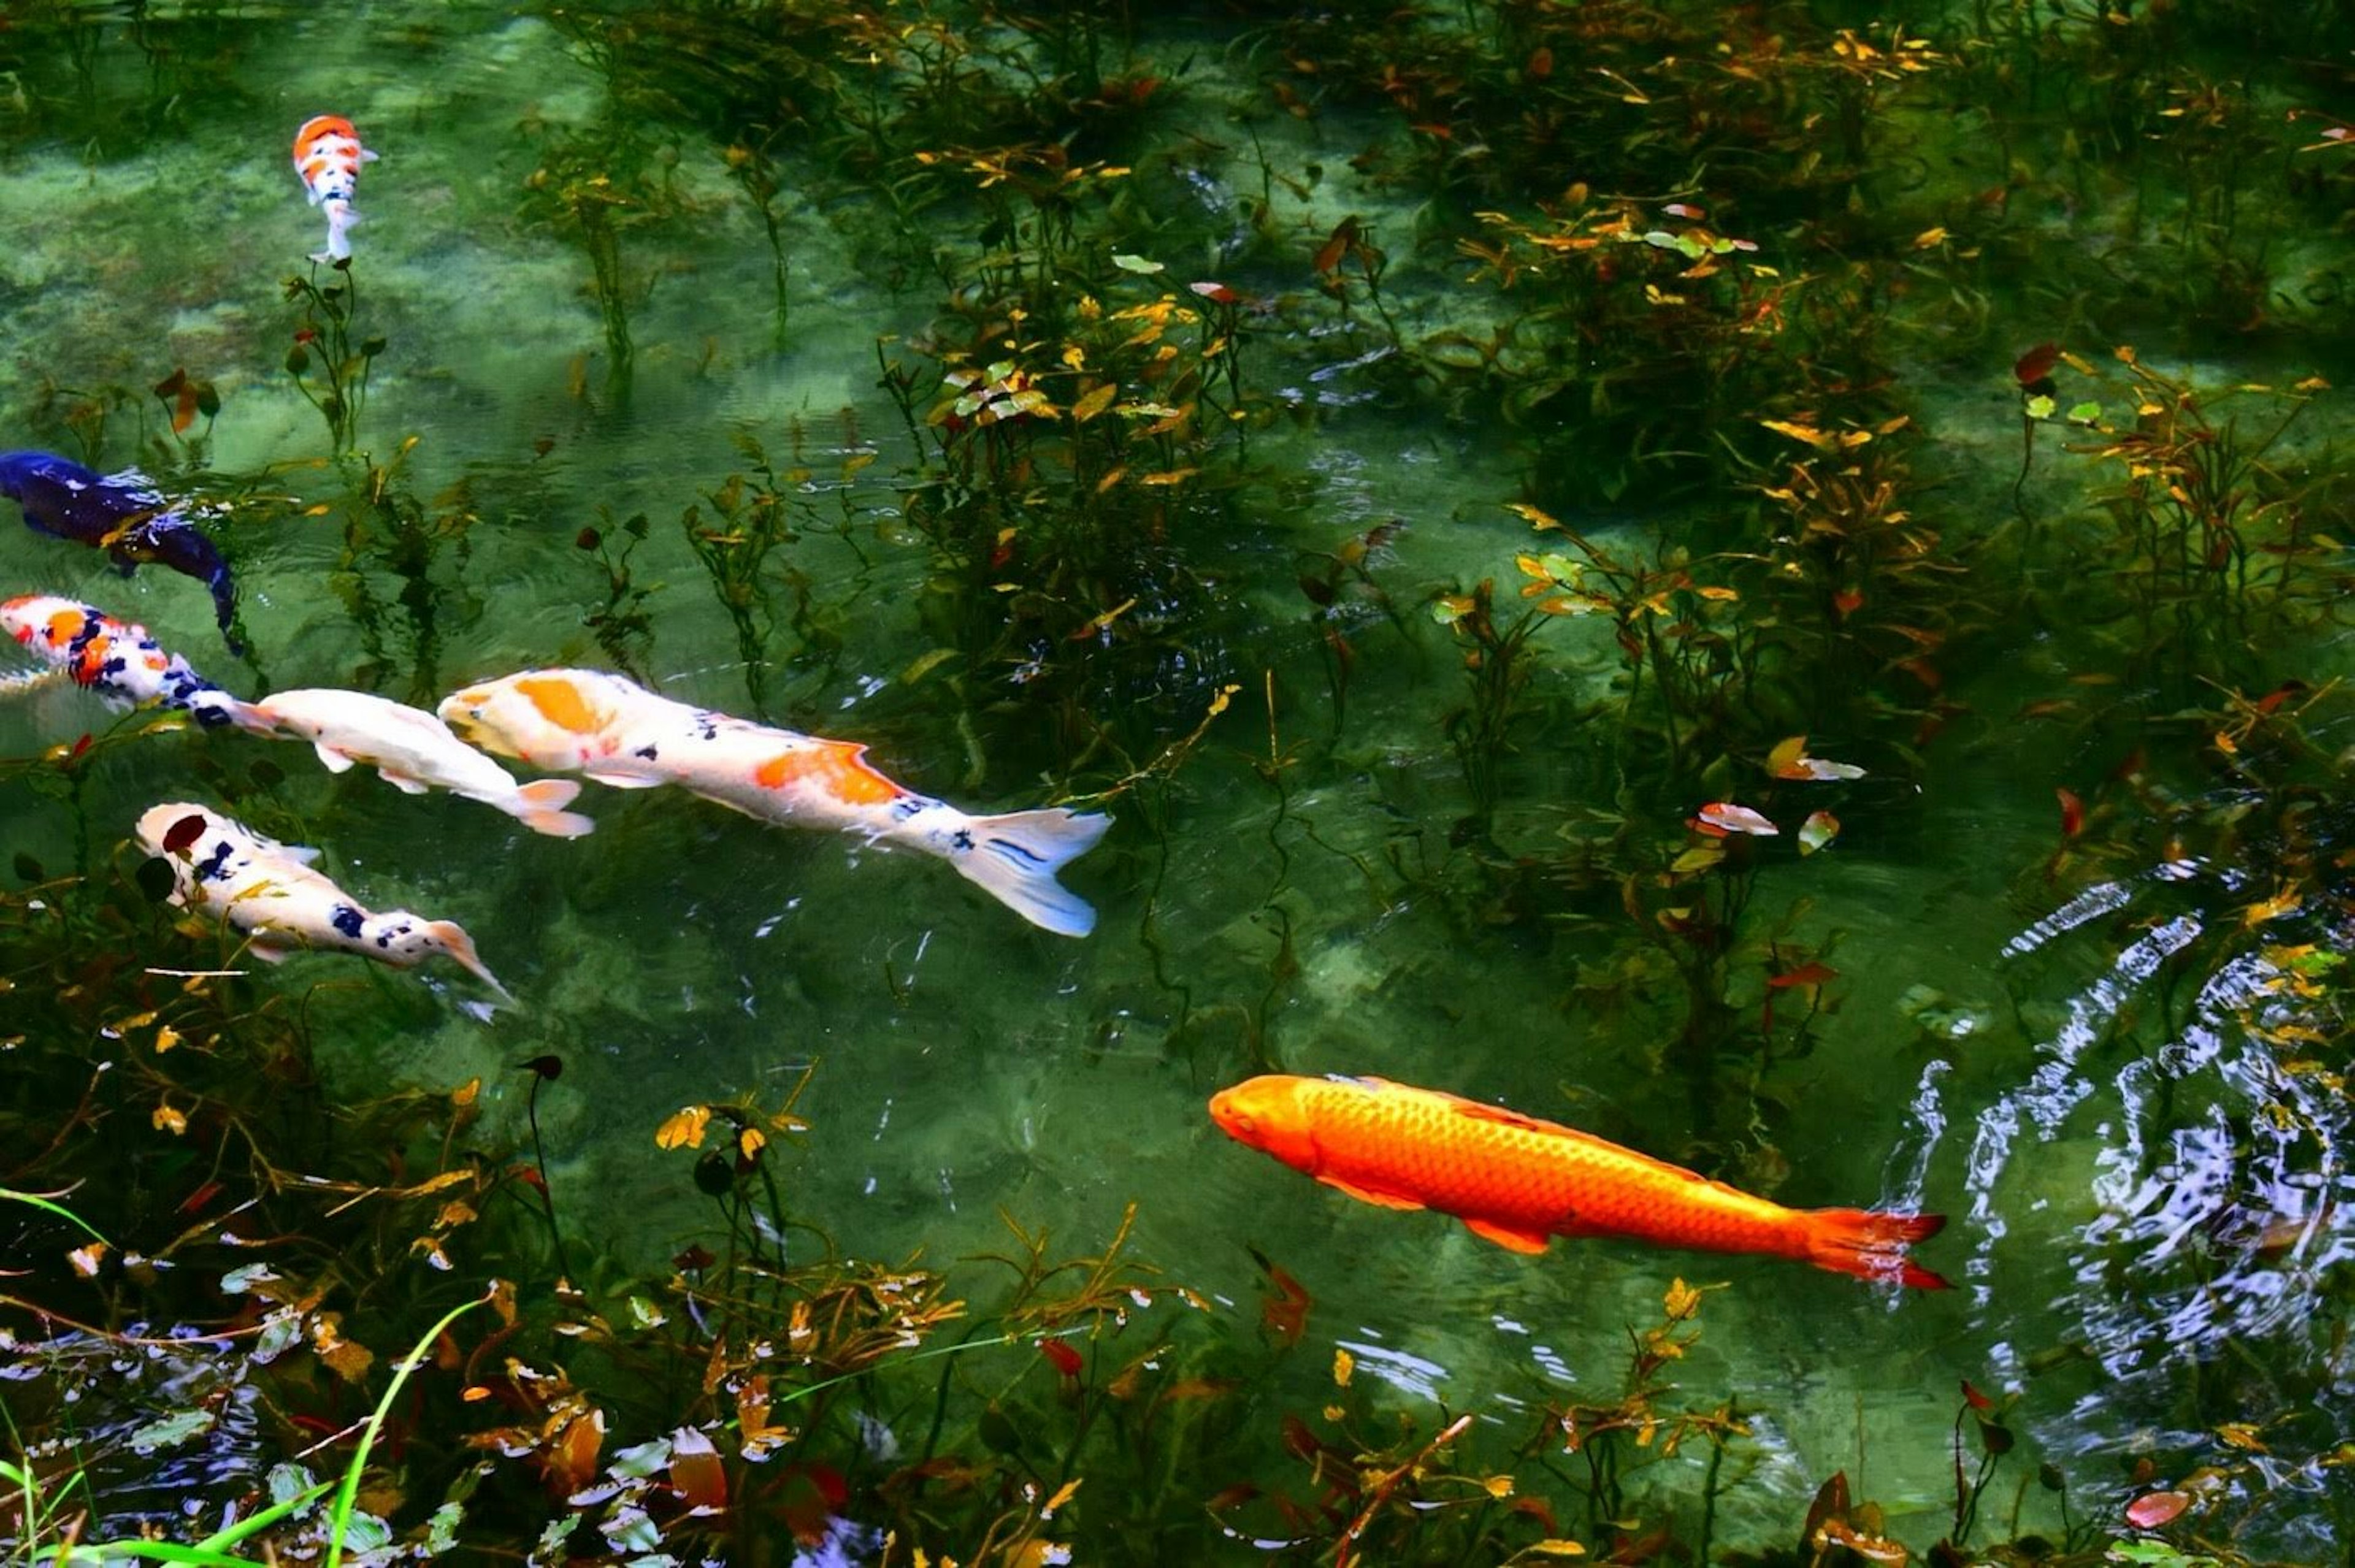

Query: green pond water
left=4, top=1, right=2354, bottom=1562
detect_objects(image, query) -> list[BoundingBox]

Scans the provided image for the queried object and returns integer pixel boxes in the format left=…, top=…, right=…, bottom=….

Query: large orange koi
left=1209, top=1074, right=1948, bottom=1289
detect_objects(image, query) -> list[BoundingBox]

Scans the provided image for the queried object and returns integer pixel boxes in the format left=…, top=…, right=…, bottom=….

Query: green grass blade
left=323, top=1291, right=489, bottom=1568
left=1, top=1188, right=108, bottom=1246
left=192, top=1478, right=334, bottom=1552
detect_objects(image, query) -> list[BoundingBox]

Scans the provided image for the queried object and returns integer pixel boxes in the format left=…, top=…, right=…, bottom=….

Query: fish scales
left=1211, top=1074, right=1947, bottom=1288
left=1301, top=1077, right=1801, bottom=1256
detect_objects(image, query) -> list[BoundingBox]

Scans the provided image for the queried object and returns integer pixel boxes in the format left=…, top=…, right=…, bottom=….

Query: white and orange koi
left=292, top=114, right=378, bottom=262
left=243, top=688, right=595, bottom=838
left=136, top=801, right=510, bottom=1002
left=0, top=593, right=261, bottom=730
left=435, top=669, right=1111, bottom=936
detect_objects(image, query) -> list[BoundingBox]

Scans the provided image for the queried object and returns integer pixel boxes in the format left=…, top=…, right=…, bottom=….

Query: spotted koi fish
left=136, top=801, right=510, bottom=1002
left=435, top=668, right=1112, bottom=936
left=1211, top=1074, right=1949, bottom=1289
left=292, top=114, right=378, bottom=262
left=244, top=687, right=595, bottom=838
left=0, top=594, right=259, bottom=729
left=0, top=453, right=240, bottom=649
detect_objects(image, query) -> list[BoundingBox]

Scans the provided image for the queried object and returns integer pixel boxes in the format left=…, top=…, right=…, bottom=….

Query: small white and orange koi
left=135, top=801, right=511, bottom=1001
left=1, top=593, right=261, bottom=730
left=242, top=688, right=595, bottom=838
left=435, top=668, right=1112, bottom=936
left=292, top=114, right=378, bottom=262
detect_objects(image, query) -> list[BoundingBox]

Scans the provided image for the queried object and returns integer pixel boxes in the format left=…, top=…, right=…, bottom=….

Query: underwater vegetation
left=4, top=0, right=2355, bottom=1564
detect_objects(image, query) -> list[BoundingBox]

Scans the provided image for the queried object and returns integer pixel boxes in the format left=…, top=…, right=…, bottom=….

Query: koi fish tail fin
left=426, top=918, right=515, bottom=1006
left=949, top=806, right=1113, bottom=938
left=514, top=778, right=596, bottom=839
left=1801, top=1208, right=1950, bottom=1290
left=317, top=199, right=358, bottom=262
left=186, top=690, right=277, bottom=735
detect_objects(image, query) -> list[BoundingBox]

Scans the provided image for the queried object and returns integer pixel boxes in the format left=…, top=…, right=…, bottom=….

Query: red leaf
left=1312, top=218, right=1358, bottom=275
left=1039, top=1337, right=1084, bottom=1378
left=1526, top=45, right=1553, bottom=79
left=1961, top=1378, right=1993, bottom=1412
left=163, top=812, right=206, bottom=855
left=2124, top=1490, right=2190, bottom=1529
left=2013, top=342, right=2060, bottom=386
left=1253, top=1248, right=1312, bottom=1346
left=1832, top=588, right=1864, bottom=618
left=1767, top=962, right=1838, bottom=989
left=1280, top=1414, right=1322, bottom=1461
left=2056, top=787, right=2084, bottom=838
left=178, top=1178, right=224, bottom=1215
left=69, top=732, right=94, bottom=760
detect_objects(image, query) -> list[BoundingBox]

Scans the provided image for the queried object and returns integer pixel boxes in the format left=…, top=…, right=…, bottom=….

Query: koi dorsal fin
left=1452, top=1099, right=1564, bottom=1136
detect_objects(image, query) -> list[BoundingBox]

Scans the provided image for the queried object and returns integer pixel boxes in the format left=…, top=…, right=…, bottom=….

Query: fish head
left=136, top=802, right=220, bottom=860
left=1209, top=1076, right=1322, bottom=1170
left=0, top=594, right=77, bottom=650
left=437, top=670, right=616, bottom=764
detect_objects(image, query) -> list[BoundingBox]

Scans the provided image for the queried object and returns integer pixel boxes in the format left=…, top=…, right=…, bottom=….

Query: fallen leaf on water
left=1798, top=811, right=1840, bottom=855
left=1693, top=802, right=1778, bottom=836
left=2124, top=1489, right=2190, bottom=1529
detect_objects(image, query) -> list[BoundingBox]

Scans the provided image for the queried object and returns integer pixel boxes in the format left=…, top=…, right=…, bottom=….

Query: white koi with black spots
left=134, top=802, right=511, bottom=1002
left=435, top=668, right=1111, bottom=937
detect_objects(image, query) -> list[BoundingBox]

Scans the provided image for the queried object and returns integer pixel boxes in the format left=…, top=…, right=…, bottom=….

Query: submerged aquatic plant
left=281, top=260, right=385, bottom=457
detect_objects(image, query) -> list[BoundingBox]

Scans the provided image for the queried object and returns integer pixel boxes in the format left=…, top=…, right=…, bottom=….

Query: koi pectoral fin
left=1463, top=1218, right=1553, bottom=1255
left=312, top=742, right=357, bottom=774
left=1319, top=1174, right=1426, bottom=1212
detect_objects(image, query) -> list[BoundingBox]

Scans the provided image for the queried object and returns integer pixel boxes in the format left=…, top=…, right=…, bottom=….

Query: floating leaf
left=1798, top=811, right=1840, bottom=855
left=1693, top=802, right=1778, bottom=836
left=2014, top=342, right=2061, bottom=386
left=1111, top=253, right=1164, bottom=273
left=2066, top=400, right=2102, bottom=424
left=128, top=1408, right=215, bottom=1453
left=2124, top=1490, right=2191, bottom=1529
left=2023, top=393, right=2056, bottom=419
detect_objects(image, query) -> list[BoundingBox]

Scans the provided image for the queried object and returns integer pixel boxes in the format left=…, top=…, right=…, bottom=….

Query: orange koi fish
left=436, top=669, right=1111, bottom=936
left=1209, top=1075, right=1949, bottom=1289
left=292, top=114, right=377, bottom=262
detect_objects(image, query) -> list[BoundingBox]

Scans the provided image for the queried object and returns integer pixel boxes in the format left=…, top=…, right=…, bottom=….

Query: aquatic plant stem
left=524, top=1069, right=572, bottom=1283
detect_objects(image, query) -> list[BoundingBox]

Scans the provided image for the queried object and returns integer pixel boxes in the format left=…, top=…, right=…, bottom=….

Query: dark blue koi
left=0, top=451, right=240, bottom=653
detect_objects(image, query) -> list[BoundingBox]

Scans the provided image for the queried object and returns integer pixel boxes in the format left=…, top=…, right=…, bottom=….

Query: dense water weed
left=3, top=0, right=2354, bottom=1562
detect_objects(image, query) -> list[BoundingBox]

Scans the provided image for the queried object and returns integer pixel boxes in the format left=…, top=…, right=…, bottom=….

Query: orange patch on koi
left=515, top=676, right=604, bottom=735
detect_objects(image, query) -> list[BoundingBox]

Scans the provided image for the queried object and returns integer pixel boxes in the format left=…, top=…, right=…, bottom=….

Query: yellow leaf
left=900, top=648, right=960, bottom=684
left=656, top=1106, right=713, bottom=1150
left=153, top=1023, right=181, bottom=1054
left=1694, top=586, right=1739, bottom=601
left=738, top=1126, right=767, bottom=1161
left=1333, top=1348, right=1354, bottom=1386
left=1912, top=226, right=1948, bottom=248
left=1139, top=468, right=1198, bottom=486
left=1071, top=380, right=1118, bottom=422
left=1096, top=466, right=1128, bottom=493
left=1526, top=1542, right=1586, bottom=1558
left=1664, top=1277, right=1702, bottom=1321
left=151, top=1102, right=188, bottom=1136
left=1506, top=501, right=1561, bottom=530
left=1758, top=418, right=1840, bottom=451
left=1484, top=1474, right=1514, bottom=1498
left=2242, top=892, right=2301, bottom=927
left=1767, top=735, right=1809, bottom=776
left=452, top=1077, right=481, bottom=1108
left=1043, top=1477, right=1082, bottom=1517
